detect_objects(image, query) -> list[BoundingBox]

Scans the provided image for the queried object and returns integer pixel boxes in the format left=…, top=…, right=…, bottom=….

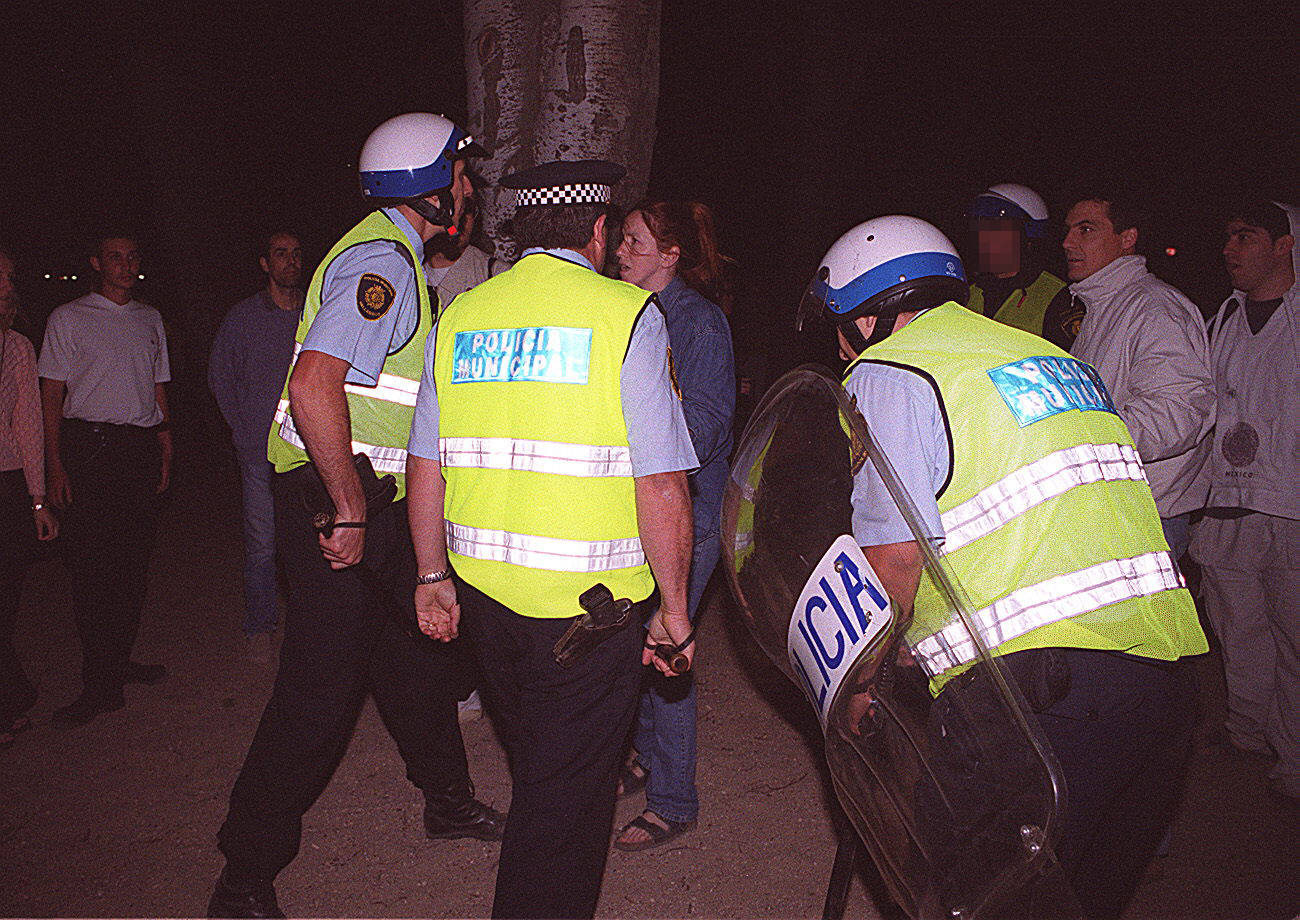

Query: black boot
left=206, top=867, right=285, bottom=919
left=423, top=783, right=506, bottom=841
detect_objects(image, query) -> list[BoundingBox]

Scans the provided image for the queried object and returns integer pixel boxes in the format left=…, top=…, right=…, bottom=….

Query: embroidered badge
left=356, top=273, right=396, bottom=320
left=667, top=345, right=683, bottom=400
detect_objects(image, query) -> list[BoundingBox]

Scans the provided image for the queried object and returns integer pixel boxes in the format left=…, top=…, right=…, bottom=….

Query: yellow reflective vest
left=433, top=253, right=657, bottom=618
left=267, top=211, right=432, bottom=499
left=849, top=302, right=1206, bottom=688
left=968, top=270, right=1066, bottom=338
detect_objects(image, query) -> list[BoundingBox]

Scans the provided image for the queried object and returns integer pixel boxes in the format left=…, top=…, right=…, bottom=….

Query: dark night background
left=3, top=4, right=1295, bottom=438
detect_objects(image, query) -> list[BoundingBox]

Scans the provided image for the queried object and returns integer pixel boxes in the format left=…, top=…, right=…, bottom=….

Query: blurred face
left=1223, top=219, right=1292, bottom=295
left=261, top=234, right=304, bottom=289
left=0, top=253, right=17, bottom=332
left=91, top=237, right=141, bottom=294
left=1062, top=200, right=1135, bottom=281
left=616, top=210, right=677, bottom=292
left=974, top=219, right=1021, bottom=276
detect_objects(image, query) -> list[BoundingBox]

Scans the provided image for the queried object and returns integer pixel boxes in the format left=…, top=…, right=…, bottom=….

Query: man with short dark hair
left=407, top=160, right=697, bottom=919
left=1063, top=194, right=1215, bottom=559
left=1191, top=198, right=1299, bottom=801
left=208, top=231, right=305, bottom=658
left=38, top=233, right=171, bottom=726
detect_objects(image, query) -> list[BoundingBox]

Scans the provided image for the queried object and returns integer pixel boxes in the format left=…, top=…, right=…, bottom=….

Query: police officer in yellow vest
left=967, top=183, right=1080, bottom=350
left=208, top=114, right=502, bottom=919
left=406, top=160, right=698, bottom=920
left=802, top=215, right=1207, bottom=920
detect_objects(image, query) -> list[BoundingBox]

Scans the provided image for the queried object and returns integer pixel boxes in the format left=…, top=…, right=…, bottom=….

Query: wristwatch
left=416, top=567, right=452, bottom=585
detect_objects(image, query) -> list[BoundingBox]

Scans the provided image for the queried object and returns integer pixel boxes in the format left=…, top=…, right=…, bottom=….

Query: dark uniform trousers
left=216, top=470, right=469, bottom=879
left=458, top=579, right=647, bottom=920
left=58, top=419, right=161, bottom=697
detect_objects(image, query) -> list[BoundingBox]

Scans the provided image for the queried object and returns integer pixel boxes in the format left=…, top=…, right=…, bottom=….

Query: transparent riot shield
left=723, top=365, right=1079, bottom=920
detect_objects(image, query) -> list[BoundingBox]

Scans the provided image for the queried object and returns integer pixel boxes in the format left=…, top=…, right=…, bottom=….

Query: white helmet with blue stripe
left=968, top=183, right=1050, bottom=239
left=798, top=216, right=967, bottom=338
left=358, top=112, right=484, bottom=200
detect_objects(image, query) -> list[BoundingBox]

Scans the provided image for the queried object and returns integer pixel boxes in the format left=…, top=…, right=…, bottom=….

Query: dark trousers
left=1028, top=649, right=1196, bottom=920
left=458, top=580, right=647, bottom=920
left=0, top=469, right=39, bottom=723
left=58, top=419, right=160, bottom=696
left=216, top=473, right=469, bottom=879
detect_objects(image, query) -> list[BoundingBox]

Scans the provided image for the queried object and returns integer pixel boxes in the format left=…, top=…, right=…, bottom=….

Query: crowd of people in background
left=0, top=143, right=1294, bottom=920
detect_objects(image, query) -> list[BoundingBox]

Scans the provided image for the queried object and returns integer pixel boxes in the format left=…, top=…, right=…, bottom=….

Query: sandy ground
left=2, top=450, right=1297, bottom=919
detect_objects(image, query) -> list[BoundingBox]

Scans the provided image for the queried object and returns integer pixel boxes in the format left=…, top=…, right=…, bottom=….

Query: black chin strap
left=840, top=306, right=902, bottom=355
left=408, top=195, right=458, bottom=236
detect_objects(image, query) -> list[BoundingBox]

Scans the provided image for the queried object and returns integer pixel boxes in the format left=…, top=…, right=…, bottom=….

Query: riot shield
left=723, top=365, right=1079, bottom=920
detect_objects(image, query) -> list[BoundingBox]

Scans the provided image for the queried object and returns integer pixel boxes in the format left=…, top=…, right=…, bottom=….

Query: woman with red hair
left=613, top=201, right=736, bottom=850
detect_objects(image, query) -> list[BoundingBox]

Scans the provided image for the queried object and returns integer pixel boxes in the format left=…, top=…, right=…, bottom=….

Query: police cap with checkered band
left=500, top=160, right=626, bottom=208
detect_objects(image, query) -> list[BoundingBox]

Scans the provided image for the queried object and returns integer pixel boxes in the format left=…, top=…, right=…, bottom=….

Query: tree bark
left=462, top=0, right=660, bottom=258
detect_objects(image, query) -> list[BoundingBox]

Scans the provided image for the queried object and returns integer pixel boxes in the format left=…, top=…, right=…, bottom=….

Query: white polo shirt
left=37, top=292, right=171, bottom=427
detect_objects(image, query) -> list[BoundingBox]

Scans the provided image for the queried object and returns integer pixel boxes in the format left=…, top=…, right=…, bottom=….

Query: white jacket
left=1070, top=255, right=1215, bottom=517
left=1197, top=203, right=1299, bottom=520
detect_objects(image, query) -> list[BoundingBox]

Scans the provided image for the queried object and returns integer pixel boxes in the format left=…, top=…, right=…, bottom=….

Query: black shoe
left=206, top=869, right=284, bottom=919
left=124, top=661, right=168, bottom=685
left=423, top=785, right=506, bottom=841
left=51, top=692, right=125, bottom=728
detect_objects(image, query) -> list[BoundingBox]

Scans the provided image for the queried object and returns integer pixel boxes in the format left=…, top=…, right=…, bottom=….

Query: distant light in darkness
left=1165, top=247, right=1177, bottom=256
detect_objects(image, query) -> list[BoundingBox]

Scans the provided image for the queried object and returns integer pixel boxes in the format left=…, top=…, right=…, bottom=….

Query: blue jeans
left=632, top=529, right=720, bottom=823
left=239, top=455, right=279, bottom=636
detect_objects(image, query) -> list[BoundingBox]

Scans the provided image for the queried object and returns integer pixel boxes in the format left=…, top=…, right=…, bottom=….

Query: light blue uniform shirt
left=408, top=247, right=698, bottom=477
left=299, top=208, right=427, bottom=386
left=843, top=360, right=949, bottom=545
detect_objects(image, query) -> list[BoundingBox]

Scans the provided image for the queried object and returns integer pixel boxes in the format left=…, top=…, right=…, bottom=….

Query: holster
left=552, top=583, right=638, bottom=669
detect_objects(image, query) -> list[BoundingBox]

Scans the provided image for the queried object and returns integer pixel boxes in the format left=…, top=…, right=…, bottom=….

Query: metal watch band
left=415, top=567, right=452, bottom=585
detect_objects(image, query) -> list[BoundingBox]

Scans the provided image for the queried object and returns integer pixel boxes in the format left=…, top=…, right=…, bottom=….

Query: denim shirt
left=658, top=276, right=735, bottom=540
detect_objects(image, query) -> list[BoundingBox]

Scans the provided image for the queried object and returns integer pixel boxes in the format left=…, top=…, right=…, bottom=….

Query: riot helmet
left=968, top=183, right=1049, bottom=239
left=798, top=216, right=967, bottom=351
left=358, top=113, right=486, bottom=231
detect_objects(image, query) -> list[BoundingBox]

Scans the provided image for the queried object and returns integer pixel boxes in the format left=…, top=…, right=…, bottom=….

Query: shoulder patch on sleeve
left=666, top=344, right=683, bottom=400
left=357, top=273, right=396, bottom=320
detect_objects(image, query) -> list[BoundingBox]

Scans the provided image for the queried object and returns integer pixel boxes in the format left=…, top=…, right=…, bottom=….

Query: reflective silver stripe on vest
left=914, top=550, right=1184, bottom=675
left=274, top=401, right=408, bottom=474
left=439, top=437, right=633, bottom=478
left=941, top=443, right=1147, bottom=554
left=289, top=343, right=421, bottom=408
left=446, top=521, right=645, bottom=572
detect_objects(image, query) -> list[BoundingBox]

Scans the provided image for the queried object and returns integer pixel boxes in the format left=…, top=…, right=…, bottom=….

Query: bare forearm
left=287, top=352, right=365, bottom=519
left=39, top=378, right=65, bottom=464
left=407, top=454, right=450, bottom=574
left=863, top=540, right=923, bottom=619
left=635, top=470, right=693, bottom=614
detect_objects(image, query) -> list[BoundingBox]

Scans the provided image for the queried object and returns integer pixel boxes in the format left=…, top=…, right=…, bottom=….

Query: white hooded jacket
left=1070, top=255, right=1215, bottom=517
left=1197, top=203, right=1299, bottom=520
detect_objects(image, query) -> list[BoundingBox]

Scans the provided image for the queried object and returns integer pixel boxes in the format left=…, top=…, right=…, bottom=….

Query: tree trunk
left=462, top=0, right=660, bottom=258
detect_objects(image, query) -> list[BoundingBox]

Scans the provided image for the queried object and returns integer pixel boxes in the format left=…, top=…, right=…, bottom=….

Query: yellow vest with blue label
left=849, top=302, right=1206, bottom=688
left=433, top=253, right=657, bottom=619
left=267, top=210, right=432, bottom=499
left=967, top=270, right=1065, bottom=337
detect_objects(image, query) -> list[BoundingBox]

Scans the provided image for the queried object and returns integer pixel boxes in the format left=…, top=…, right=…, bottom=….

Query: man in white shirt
left=38, top=233, right=172, bottom=726
left=1191, top=198, right=1299, bottom=802
left=1063, top=193, right=1215, bottom=559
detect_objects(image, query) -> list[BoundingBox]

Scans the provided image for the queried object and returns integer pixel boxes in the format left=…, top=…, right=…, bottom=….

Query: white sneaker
left=458, top=689, right=483, bottom=723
